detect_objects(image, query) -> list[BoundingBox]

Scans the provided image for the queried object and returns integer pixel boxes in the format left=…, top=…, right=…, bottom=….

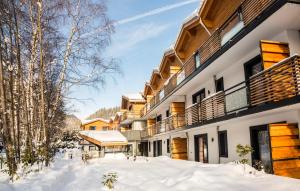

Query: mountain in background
left=64, top=114, right=81, bottom=131
left=86, top=106, right=120, bottom=120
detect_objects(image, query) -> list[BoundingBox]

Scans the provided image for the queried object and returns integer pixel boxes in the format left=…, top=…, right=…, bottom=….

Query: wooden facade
left=269, top=123, right=300, bottom=178
left=81, top=119, right=111, bottom=131
left=199, top=0, right=244, bottom=33
left=172, top=137, right=188, bottom=160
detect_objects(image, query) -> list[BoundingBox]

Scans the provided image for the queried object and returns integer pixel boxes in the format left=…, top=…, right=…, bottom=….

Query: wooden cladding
left=172, top=138, right=188, bottom=160
left=260, top=40, right=290, bottom=69
left=185, top=92, right=225, bottom=126
left=269, top=123, right=300, bottom=179
left=249, top=55, right=300, bottom=106
left=242, top=0, right=275, bottom=25
left=141, top=0, right=275, bottom=117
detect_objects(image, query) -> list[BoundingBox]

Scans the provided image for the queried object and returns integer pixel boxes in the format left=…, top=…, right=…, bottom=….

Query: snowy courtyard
left=1, top=150, right=300, bottom=191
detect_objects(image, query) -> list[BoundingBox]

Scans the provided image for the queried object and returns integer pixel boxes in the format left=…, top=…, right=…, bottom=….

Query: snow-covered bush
left=102, top=172, right=118, bottom=190
left=236, top=144, right=254, bottom=164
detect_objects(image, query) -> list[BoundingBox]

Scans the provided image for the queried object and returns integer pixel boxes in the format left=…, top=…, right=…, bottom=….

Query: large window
left=149, top=142, right=151, bottom=152
left=192, top=88, right=205, bottom=104
left=218, top=131, right=228, bottom=157
left=221, top=10, right=244, bottom=46
left=194, top=51, right=201, bottom=68
left=89, top=126, right=96, bottom=130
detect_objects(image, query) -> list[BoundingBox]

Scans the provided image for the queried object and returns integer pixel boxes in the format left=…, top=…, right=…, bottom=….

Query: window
left=149, top=142, right=151, bottom=152
left=166, top=110, right=170, bottom=118
left=192, top=88, right=205, bottom=104
left=221, top=10, right=244, bottom=45
left=167, top=139, right=170, bottom=153
left=215, top=77, right=224, bottom=92
left=218, top=131, right=228, bottom=157
left=194, top=51, right=201, bottom=68
left=156, top=115, right=162, bottom=122
left=89, top=126, right=96, bottom=130
left=244, top=55, right=263, bottom=80
left=89, top=146, right=96, bottom=151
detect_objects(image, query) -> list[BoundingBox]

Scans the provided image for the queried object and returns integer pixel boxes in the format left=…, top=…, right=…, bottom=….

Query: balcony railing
left=141, top=114, right=186, bottom=138
left=122, top=110, right=141, bottom=120
left=140, top=0, right=275, bottom=117
left=142, top=55, right=300, bottom=137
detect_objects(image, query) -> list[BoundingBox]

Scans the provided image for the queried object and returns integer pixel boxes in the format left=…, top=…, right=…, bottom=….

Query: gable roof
left=79, top=130, right=128, bottom=146
left=122, top=93, right=145, bottom=102
left=81, top=118, right=110, bottom=126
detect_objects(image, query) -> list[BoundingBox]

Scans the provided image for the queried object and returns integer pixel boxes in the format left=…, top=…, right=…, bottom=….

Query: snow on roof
left=183, top=7, right=200, bottom=25
left=81, top=118, right=110, bottom=125
left=79, top=130, right=127, bottom=143
left=123, top=93, right=144, bottom=102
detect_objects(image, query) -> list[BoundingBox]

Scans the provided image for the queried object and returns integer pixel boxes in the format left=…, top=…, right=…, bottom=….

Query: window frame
left=218, top=130, right=228, bottom=158
left=194, top=51, right=201, bottom=68
left=89, top=126, right=96, bottom=130
left=167, top=139, right=170, bottom=153
left=215, top=77, right=224, bottom=92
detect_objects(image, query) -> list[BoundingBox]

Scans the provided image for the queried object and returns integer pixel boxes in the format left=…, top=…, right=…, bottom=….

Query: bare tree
left=0, top=0, right=118, bottom=180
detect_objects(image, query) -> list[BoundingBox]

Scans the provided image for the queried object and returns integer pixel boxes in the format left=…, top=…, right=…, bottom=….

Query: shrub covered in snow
left=236, top=144, right=254, bottom=164
left=102, top=172, right=118, bottom=190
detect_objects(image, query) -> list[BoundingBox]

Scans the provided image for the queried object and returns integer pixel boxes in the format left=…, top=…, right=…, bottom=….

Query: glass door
left=250, top=125, right=272, bottom=173
left=195, top=134, right=208, bottom=163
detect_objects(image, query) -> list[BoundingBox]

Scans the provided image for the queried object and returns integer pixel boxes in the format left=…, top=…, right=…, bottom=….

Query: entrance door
left=157, top=140, right=162, bottom=156
left=250, top=125, right=272, bottom=173
left=194, top=134, right=208, bottom=163
left=153, top=141, right=157, bottom=157
left=140, top=142, right=148, bottom=157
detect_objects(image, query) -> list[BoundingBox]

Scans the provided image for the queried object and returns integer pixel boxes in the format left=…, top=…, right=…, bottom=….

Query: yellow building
left=81, top=118, right=112, bottom=131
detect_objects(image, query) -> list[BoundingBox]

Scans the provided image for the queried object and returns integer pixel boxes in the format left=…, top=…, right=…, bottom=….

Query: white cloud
left=106, top=23, right=171, bottom=57
left=115, top=0, right=199, bottom=26
left=84, top=0, right=198, bottom=37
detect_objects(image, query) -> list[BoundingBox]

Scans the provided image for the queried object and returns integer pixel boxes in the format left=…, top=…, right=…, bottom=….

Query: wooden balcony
left=143, top=55, right=300, bottom=137
left=140, top=0, right=275, bottom=117
left=122, top=110, right=140, bottom=120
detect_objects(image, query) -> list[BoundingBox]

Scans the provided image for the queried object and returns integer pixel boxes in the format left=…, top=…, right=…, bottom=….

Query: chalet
left=79, top=118, right=127, bottom=157
left=119, top=93, right=147, bottom=156
left=81, top=118, right=112, bottom=131
left=138, top=0, right=300, bottom=179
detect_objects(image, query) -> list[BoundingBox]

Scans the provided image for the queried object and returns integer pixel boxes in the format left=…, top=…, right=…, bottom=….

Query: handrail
left=143, top=55, right=300, bottom=137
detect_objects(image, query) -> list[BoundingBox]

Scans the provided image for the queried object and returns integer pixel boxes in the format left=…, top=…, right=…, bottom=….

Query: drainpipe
left=216, top=126, right=220, bottom=164
left=199, top=17, right=212, bottom=36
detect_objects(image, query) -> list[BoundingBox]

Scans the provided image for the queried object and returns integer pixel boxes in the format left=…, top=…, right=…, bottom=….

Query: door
left=192, top=88, right=205, bottom=104
left=153, top=141, right=157, bottom=157
left=194, top=134, right=208, bottom=163
left=244, top=55, right=263, bottom=80
left=141, top=142, right=148, bottom=157
left=157, top=140, right=162, bottom=156
left=250, top=125, right=272, bottom=173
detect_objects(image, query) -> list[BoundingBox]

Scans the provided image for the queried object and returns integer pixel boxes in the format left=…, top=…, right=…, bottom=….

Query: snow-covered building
left=81, top=118, right=112, bottom=131
left=79, top=130, right=128, bottom=157
left=138, top=0, right=300, bottom=179
left=119, top=93, right=147, bottom=156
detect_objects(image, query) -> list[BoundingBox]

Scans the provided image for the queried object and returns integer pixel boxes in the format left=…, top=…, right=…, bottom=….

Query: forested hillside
left=87, top=106, right=120, bottom=120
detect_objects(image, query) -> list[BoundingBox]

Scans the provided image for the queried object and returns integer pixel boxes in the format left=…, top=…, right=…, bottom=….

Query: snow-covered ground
left=0, top=150, right=299, bottom=191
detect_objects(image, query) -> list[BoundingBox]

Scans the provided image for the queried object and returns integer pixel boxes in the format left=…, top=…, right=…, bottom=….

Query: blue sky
left=69, top=0, right=200, bottom=119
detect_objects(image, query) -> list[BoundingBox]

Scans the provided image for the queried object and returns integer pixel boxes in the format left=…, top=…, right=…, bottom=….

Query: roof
left=79, top=130, right=128, bottom=146
left=122, top=93, right=145, bottom=102
left=81, top=118, right=110, bottom=125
